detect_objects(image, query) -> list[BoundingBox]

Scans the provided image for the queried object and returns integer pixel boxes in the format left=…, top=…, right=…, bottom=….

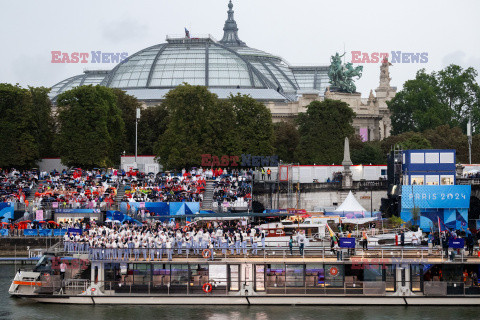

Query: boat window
left=410, top=264, right=423, bottom=292
left=254, top=265, right=265, bottom=291
left=33, top=255, right=53, bottom=273
left=209, top=264, right=227, bottom=287
left=229, top=265, right=240, bottom=291
left=152, top=264, right=170, bottom=287
left=171, top=264, right=189, bottom=286
left=266, top=264, right=285, bottom=290
left=276, top=230, right=283, bottom=235
left=126, top=263, right=151, bottom=285
left=190, top=264, right=209, bottom=287
left=344, top=264, right=363, bottom=286
left=286, top=265, right=304, bottom=287
left=385, top=265, right=396, bottom=292
left=364, top=265, right=383, bottom=282
left=306, top=264, right=324, bottom=287
left=324, top=264, right=344, bottom=288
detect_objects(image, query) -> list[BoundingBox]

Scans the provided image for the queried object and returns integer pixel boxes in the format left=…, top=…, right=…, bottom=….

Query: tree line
left=0, top=63, right=478, bottom=169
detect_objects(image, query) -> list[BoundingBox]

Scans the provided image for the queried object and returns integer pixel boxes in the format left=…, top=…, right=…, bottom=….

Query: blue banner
left=38, top=229, right=53, bottom=236
left=0, top=229, right=8, bottom=237
left=0, top=203, right=14, bottom=221
left=55, top=209, right=100, bottom=213
left=53, top=229, right=68, bottom=236
left=401, top=185, right=471, bottom=209
left=449, top=238, right=465, bottom=249
left=67, top=228, right=83, bottom=235
left=23, top=229, right=38, bottom=236
left=120, top=202, right=199, bottom=216
left=339, top=237, right=356, bottom=248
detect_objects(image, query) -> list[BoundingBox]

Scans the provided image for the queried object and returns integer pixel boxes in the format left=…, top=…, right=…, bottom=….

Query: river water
left=1, top=264, right=479, bottom=320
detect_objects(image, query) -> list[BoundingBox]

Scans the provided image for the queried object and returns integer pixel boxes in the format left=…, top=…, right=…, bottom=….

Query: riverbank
left=0, top=237, right=60, bottom=257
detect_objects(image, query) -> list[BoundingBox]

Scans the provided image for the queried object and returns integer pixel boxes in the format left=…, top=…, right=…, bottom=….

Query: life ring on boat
left=202, top=249, right=212, bottom=259
left=329, top=267, right=339, bottom=277
left=91, top=288, right=96, bottom=292
left=202, top=283, right=213, bottom=293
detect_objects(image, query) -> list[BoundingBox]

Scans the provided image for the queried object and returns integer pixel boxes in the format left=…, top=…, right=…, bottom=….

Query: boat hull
left=12, top=294, right=480, bottom=306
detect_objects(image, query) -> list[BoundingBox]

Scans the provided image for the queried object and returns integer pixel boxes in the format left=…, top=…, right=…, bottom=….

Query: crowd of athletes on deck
left=62, top=221, right=308, bottom=261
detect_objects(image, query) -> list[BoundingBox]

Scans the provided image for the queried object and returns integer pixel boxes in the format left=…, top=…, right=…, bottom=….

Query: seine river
left=0, top=264, right=478, bottom=320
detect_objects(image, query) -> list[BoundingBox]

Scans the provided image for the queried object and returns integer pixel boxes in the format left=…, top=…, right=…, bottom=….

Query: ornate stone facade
left=267, top=60, right=396, bottom=141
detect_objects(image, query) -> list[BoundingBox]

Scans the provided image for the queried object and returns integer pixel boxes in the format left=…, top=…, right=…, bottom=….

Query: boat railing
left=62, top=279, right=89, bottom=295
left=44, top=279, right=480, bottom=297
left=61, top=245, right=467, bottom=263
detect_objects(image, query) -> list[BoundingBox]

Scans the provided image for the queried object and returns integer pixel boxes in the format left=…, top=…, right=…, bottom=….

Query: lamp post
left=135, top=108, right=140, bottom=168
left=468, top=117, right=472, bottom=165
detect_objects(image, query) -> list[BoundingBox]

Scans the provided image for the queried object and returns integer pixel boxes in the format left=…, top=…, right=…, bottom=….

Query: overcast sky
left=1, top=0, right=479, bottom=96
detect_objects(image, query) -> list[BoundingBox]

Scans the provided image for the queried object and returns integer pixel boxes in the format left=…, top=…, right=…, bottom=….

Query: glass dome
left=49, top=70, right=109, bottom=100
left=49, top=1, right=328, bottom=102
left=99, top=38, right=297, bottom=94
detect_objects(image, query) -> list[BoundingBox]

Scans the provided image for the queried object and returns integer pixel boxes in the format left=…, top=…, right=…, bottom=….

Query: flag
left=438, top=216, right=442, bottom=234
left=185, top=28, right=190, bottom=38
left=326, top=224, right=337, bottom=244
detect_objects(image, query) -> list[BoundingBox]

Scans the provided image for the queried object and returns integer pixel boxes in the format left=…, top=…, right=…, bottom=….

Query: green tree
left=55, top=85, right=125, bottom=168
left=388, top=69, right=452, bottom=134
left=273, top=121, right=299, bottom=163
left=423, top=125, right=468, bottom=162
left=295, top=99, right=355, bottom=164
left=155, top=84, right=238, bottom=169
left=381, top=131, right=432, bottom=155
left=138, top=105, right=169, bottom=155
left=437, top=65, right=480, bottom=131
left=388, top=65, right=480, bottom=135
left=229, top=94, right=274, bottom=155
left=350, top=137, right=386, bottom=164
left=29, top=86, right=56, bottom=158
left=0, top=83, right=43, bottom=168
left=113, top=89, right=141, bottom=155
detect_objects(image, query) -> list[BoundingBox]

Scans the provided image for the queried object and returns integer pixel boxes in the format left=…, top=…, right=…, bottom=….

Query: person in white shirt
left=134, top=239, right=140, bottom=261
left=252, top=235, right=259, bottom=255
left=234, top=231, right=241, bottom=255
left=166, top=238, right=173, bottom=261
left=112, top=240, right=118, bottom=260
left=63, top=234, right=70, bottom=252
left=241, top=230, right=248, bottom=255
left=156, top=237, right=163, bottom=260
left=176, top=232, right=183, bottom=255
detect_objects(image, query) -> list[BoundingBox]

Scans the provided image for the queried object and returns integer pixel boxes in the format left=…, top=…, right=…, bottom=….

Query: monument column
left=342, top=137, right=353, bottom=189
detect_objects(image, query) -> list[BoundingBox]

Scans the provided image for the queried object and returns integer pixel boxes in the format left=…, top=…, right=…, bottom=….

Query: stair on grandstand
left=114, top=185, right=126, bottom=204
left=201, top=180, right=215, bottom=210
left=25, top=180, right=43, bottom=204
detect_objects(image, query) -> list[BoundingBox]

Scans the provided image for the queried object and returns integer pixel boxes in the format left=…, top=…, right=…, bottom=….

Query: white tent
left=335, top=191, right=367, bottom=212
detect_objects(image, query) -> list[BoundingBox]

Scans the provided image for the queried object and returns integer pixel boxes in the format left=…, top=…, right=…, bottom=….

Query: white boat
left=9, top=247, right=480, bottom=305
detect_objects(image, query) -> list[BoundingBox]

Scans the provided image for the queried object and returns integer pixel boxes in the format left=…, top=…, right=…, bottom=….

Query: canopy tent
left=334, top=191, right=367, bottom=212
left=341, top=217, right=377, bottom=225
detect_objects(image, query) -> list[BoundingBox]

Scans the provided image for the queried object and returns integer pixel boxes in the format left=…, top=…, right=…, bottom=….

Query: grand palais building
left=49, top=1, right=396, bottom=142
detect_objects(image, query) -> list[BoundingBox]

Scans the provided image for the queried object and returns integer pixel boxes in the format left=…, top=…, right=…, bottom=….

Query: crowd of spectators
left=213, top=171, right=252, bottom=210
left=123, top=168, right=254, bottom=211
left=2, top=167, right=255, bottom=217
left=0, top=169, right=36, bottom=203
left=122, top=170, right=206, bottom=203
left=33, top=169, right=118, bottom=209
